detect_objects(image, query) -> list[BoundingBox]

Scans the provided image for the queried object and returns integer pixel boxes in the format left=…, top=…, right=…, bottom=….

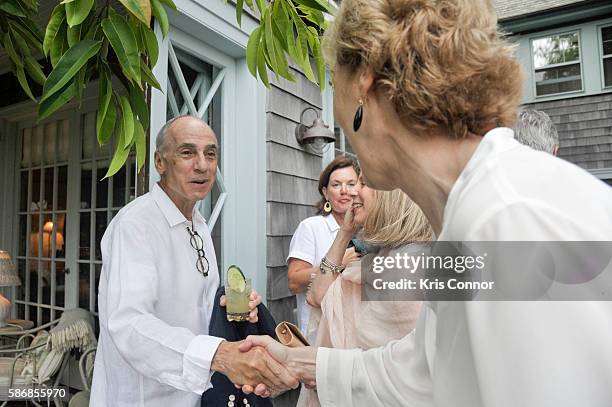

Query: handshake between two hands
left=214, top=335, right=317, bottom=398
left=215, top=291, right=317, bottom=398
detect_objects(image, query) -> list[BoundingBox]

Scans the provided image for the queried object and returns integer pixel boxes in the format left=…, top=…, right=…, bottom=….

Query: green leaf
left=96, top=70, right=113, bottom=143
left=246, top=26, right=261, bottom=78
left=263, top=9, right=278, bottom=76
left=134, top=119, right=146, bottom=172
left=255, top=0, right=264, bottom=14
left=50, top=20, right=69, bottom=67
left=9, top=20, right=43, bottom=54
left=98, top=99, right=116, bottom=145
left=272, top=35, right=294, bottom=81
left=150, top=0, right=169, bottom=38
left=141, top=25, right=159, bottom=66
left=244, top=0, right=253, bottom=10
left=42, top=39, right=102, bottom=102
left=293, top=0, right=332, bottom=13
left=118, top=0, right=151, bottom=25
left=129, top=85, right=149, bottom=130
left=307, top=28, right=325, bottom=89
left=103, top=122, right=131, bottom=179
left=102, top=13, right=141, bottom=85
left=24, top=56, right=46, bottom=85
left=2, top=32, right=22, bottom=68
left=235, top=0, right=244, bottom=26
left=38, top=79, right=78, bottom=120
left=67, top=23, right=83, bottom=47
left=130, top=18, right=145, bottom=51
left=44, top=4, right=66, bottom=56
left=65, top=0, right=94, bottom=27
left=10, top=29, right=31, bottom=58
left=0, top=0, right=27, bottom=17
left=256, top=38, right=269, bottom=88
left=157, top=0, right=177, bottom=11
left=15, top=66, right=35, bottom=101
left=140, top=60, right=161, bottom=90
left=119, top=96, right=135, bottom=149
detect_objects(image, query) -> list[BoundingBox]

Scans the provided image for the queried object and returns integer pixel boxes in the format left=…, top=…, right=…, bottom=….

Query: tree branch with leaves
left=0, top=0, right=332, bottom=178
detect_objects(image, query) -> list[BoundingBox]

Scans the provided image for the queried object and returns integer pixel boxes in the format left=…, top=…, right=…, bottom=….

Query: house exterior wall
left=500, top=9, right=612, bottom=182
left=265, top=66, right=324, bottom=324
left=524, top=92, right=612, bottom=170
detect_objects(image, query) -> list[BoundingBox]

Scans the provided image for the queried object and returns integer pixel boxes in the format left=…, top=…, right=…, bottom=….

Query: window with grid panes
left=14, top=109, right=137, bottom=326
left=531, top=31, right=583, bottom=96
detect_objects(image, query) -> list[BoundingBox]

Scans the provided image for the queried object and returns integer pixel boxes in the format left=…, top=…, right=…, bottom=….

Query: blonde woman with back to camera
left=239, top=0, right=612, bottom=405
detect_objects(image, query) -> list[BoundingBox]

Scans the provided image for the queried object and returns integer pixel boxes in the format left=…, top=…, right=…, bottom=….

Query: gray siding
left=265, top=66, right=323, bottom=407
left=265, top=66, right=323, bottom=321
left=525, top=93, right=612, bottom=169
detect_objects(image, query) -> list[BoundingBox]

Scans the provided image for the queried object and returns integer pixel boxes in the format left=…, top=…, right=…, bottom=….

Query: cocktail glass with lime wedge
left=226, top=265, right=251, bottom=322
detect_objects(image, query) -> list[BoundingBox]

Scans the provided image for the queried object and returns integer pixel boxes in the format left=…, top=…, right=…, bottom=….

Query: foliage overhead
left=1, top=0, right=331, bottom=179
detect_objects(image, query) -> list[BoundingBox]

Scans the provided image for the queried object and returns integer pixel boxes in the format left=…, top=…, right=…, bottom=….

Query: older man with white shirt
left=91, top=115, right=298, bottom=406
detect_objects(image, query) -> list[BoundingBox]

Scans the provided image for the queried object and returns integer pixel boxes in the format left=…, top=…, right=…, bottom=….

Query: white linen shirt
left=91, top=183, right=224, bottom=407
left=316, top=128, right=612, bottom=407
left=287, top=215, right=340, bottom=333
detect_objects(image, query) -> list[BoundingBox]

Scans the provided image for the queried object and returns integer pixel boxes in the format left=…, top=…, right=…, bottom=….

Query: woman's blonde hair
left=324, top=0, right=524, bottom=138
left=360, top=189, right=432, bottom=247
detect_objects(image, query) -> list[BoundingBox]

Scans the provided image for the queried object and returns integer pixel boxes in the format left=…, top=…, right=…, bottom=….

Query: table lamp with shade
left=0, top=251, right=21, bottom=328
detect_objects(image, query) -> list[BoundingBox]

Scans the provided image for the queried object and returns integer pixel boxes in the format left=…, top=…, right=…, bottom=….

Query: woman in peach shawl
left=298, top=177, right=432, bottom=406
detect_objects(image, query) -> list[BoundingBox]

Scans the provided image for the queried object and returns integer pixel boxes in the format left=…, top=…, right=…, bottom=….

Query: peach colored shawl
left=298, top=249, right=423, bottom=407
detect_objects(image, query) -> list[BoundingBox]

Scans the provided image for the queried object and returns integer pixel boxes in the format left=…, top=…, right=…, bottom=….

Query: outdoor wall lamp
left=295, top=107, right=336, bottom=153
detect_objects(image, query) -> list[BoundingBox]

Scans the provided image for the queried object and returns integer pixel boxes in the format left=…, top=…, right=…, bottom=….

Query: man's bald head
left=155, top=115, right=216, bottom=155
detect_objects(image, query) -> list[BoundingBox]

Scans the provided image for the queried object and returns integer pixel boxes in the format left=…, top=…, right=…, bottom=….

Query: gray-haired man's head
left=514, top=109, right=559, bottom=156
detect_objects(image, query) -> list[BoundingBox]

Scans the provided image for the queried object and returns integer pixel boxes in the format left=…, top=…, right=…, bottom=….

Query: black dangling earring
left=353, top=99, right=363, bottom=132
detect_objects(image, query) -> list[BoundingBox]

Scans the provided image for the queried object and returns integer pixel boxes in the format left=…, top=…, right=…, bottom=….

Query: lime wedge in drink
left=227, top=265, right=246, bottom=293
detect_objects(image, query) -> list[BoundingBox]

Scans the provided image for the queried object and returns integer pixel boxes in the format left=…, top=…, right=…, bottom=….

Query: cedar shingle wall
left=525, top=93, right=612, bottom=169
left=265, top=65, right=323, bottom=323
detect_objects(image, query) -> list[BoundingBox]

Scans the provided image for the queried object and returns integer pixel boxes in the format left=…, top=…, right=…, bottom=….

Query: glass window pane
left=535, top=64, right=582, bottom=96
left=81, top=166, right=92, bottom=210
left=42, top=260, right=51, bottom=305
left=29, top=214, right=40, bottom=257
left=56, top=261, right=65, bottom=307
left=95, top=212, right=108, bottom=261
left=604, top=41, right=612, bottom=56
left=55, top=214, right=66, bottom=258
left=602, top=26, right=612, bottom=43
left=17, top=259, right=26, bottom=300
left=43, top=167, right=54, bottom=211
left=533, top=32, right=580, bottom=68
left=41, top=214, right=53, bottom=258
left=112, top=165, right=127, bottom=207
left=96, top=163, right=109, bottom=208
left=129, top=161, right=136, bottom=202
left=79, top=263, right=90, bottom=310
left=18, top=215, right=27, bottom=256
left=604, top=58, right=612, bottom=87
left=95, top=264, right=102, bottom=313
left=80, top=212, right=91, bottom=260
left=19, top=171, right=28, bottom=212
left=57, top=166, right=67, bottom=210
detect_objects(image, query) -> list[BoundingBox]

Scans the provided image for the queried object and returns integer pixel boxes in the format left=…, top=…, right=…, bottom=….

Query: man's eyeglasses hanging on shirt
left=186, top=224, right=210, bottom=277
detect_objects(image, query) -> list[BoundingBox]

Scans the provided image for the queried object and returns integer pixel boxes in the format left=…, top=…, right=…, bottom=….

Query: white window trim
left=530, top=29, right=585, bottom=98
